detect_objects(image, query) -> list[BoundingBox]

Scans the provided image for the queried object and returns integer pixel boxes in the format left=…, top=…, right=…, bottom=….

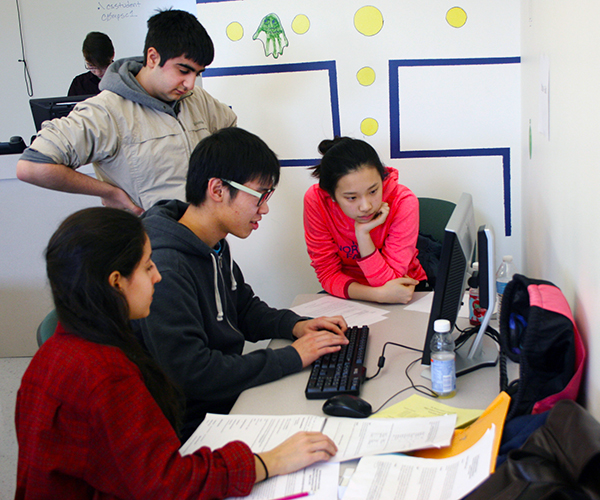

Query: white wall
left=198, top=0, right=522, bottom=309
left=0, top=157, right=99, bottom=357
left=521, top=1, right=600, bottom=419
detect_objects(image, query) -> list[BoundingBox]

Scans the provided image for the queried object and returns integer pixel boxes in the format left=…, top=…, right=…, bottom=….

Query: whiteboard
left=0, top=0, right=195, bottom=140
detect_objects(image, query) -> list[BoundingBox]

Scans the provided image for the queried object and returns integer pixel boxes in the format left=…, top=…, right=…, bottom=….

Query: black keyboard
left=305, top=325, right=369, bottom=399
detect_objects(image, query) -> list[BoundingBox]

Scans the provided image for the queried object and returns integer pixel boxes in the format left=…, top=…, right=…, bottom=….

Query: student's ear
left=108, top=270, right=124, bottom=291
left=207, top=177, right=225, bottom=203
left=145, top=47, right=161, bottom=69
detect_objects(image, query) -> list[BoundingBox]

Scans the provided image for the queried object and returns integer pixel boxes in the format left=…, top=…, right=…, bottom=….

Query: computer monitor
left=420, top=193, right=499, bottom=378
left=29, top=95, right=93, bottom=132
left=457, top=224, right=499, bottom=374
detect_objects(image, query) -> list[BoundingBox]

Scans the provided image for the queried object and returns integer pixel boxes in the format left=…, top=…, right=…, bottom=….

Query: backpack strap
left=499, top=274, right=531, bottom=363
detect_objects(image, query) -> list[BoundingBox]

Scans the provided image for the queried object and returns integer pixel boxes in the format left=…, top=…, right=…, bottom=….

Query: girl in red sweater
left=15, top=207, right=337, bottom=499
left=304, top=137, right=427, bottom=303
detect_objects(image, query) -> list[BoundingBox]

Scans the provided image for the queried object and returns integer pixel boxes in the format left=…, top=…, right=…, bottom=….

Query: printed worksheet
left=322, top=414, right=456, bottom=461
left=180, top=414, right=324, bottom=456
left=341, top=426, right=495, bottom=500
left=291, top=295, right=390, bottom=326
left=180, top=413, right=456, bottom=462
left=227, top=462, right=339, bottom=500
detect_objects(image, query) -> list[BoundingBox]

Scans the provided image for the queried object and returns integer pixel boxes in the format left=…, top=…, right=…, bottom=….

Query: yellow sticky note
left=371, top=394, right=483, bottom=429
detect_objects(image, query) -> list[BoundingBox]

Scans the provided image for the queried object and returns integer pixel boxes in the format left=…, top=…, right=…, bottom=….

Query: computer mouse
left=322, top=394, right=372, bottom=418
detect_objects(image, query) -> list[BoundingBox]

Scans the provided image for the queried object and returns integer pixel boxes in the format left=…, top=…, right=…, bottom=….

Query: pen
left=271, top=492, right=312, bottom=500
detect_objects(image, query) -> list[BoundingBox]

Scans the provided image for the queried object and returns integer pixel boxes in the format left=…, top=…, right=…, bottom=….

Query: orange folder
left=410, top=391, right=511, bottom=473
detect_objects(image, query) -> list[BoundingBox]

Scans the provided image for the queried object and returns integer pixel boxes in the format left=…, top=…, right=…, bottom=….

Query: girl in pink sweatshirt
left=304, top=137, right=427, bottom=304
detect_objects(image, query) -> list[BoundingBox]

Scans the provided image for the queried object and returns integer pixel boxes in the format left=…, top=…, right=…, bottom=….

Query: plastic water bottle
left=430, top=319, right=456, bottom=398
left=496, top=255, right=517, bottom=317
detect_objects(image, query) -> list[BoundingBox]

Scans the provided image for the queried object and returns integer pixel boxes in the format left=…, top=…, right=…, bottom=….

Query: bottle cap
left=503, top=255, right=513, bottom=262
left=433, top=319, right=451, bottom=333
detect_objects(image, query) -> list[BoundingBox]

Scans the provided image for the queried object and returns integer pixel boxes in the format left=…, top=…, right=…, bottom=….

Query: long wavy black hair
left=45, top=207, right=182, bottom=434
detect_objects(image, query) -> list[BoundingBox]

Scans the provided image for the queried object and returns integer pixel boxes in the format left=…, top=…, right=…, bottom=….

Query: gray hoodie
left=100, top=58, right=179, bottom=115
left=136, top=200, right=304, bottom=441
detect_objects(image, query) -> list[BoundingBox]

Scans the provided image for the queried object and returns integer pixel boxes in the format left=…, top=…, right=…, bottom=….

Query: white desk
left=231, top=293, right=516, bottom=417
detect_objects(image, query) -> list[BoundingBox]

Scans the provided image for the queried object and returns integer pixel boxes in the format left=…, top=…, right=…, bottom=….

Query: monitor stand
left=421, top=333, right=498, bottom=380
left=454, top=333, right=498, bottom=376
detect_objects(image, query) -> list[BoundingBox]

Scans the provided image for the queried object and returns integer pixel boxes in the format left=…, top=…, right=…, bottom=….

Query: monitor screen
left=29, top=95, right=93, bottom=132
left=421, top=192, right=476, bottom=367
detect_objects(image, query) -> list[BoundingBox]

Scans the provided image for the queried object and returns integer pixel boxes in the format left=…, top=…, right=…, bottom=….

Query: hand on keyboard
left=292, top=315, right=348, bottom=339
left=291, top=324, right=349, bottom=368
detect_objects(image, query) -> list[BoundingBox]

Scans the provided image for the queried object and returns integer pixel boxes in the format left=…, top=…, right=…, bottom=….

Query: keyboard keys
left=304, top=325, right=369, bottom=399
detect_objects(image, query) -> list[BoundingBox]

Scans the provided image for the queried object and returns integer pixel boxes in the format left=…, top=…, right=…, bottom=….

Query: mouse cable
left=370, top=357, right=438, bottom=414
left=365, top=341, right=423, bottom=381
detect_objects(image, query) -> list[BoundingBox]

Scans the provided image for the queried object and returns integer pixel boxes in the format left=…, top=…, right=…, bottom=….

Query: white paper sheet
left=181, top=413, right=456, bottom=463
left=291, top=295, right=389, bottom=326
left=180, top=414, right=324, bottom=456
left=341, top=425, right=495, bottom=500
left=538, top=54, right=550, bottom=139
left=404, top=291, right=469, bottom=318
left=227, top=462, right=339, bottom=500
left=323, top=414, right=457, bottom=461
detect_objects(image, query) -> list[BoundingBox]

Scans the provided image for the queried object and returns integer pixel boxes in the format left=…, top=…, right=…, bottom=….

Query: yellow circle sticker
left=292, top=14, right=310, bottom=35
left=354, top=6, right=383, bottom=37
left=357, top=67, right=376, bottom=86
left=361, top=118, right=379, bottom=136
left=227, top=22, right=244, bottom=41
left=446, top=7, right=467, bottom=28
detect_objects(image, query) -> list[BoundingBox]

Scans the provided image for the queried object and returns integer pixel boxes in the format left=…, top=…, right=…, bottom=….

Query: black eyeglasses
left=221, top=179, right=275, bottom=207
left=85, top=60, right=113, bottom=71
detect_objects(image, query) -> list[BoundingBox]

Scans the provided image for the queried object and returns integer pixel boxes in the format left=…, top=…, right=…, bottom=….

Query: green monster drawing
left=253, top=13, right=289, bottom=59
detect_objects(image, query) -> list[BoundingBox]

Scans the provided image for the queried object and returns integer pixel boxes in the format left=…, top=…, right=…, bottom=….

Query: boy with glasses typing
left=135, top=127, right=348, bottom=441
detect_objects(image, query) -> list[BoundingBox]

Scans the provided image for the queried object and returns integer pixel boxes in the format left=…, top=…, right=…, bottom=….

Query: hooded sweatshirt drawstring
left=211, top=250, right=238, bottom=321
left=229, top=250, right=237, bottom=291
left=211, top=253, right=224, bottom=322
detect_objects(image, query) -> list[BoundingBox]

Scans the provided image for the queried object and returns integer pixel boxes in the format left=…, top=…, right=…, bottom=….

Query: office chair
left=418, top=197, right=456, bottom=243
left=36, top=309, right=58, bottom=347
left=417, top=197, right=456, bottom=289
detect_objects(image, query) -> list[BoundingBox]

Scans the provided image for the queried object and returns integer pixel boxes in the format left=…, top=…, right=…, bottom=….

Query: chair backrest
left=418, top=197, right=456, bottom=243
left=36, top=309, right=58, bottom=347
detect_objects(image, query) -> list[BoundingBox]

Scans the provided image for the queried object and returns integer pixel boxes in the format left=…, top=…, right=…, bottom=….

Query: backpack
left=499, top=274, right=586, bottom=421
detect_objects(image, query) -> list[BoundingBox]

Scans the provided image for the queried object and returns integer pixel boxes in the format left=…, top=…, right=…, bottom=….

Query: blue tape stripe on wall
left=204, top=61, right=340, bottom=167
left=389, top=57, right=521, bottom=237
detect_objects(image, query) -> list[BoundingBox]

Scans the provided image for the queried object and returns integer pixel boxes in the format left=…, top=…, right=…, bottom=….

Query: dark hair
left=46, top=207, right=182, bottom=434
left=311, top=137, right=388, bottom=198
left=186, top=127, right=281, bottom=205
left=144, top=9, right=214, bottom=67
left=82, top=32, right=115, bottom=69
